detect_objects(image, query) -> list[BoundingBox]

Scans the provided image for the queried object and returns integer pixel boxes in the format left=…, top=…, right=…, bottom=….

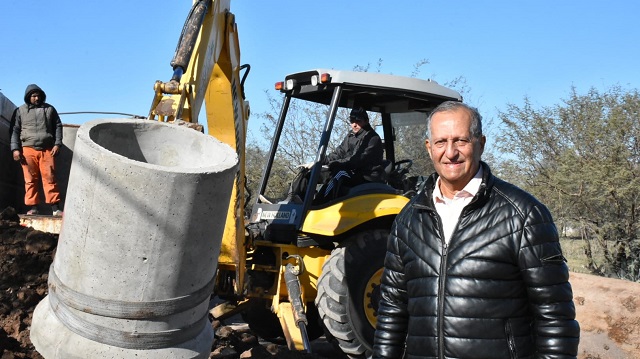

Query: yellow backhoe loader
left=149, top=1, right=462, bottom=357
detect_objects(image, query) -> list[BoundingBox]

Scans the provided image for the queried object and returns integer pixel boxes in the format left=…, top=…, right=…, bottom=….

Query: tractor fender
left=300, top=193, right=409, bottom=236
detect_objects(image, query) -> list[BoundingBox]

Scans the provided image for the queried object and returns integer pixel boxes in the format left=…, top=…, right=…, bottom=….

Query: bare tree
left=494, top=86, right=640, bottom=281
left=247, top=60, right=471, bottom=202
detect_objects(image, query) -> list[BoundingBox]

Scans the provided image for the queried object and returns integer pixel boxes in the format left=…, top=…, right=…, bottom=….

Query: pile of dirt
left=1, top=205, right=639, bottom=359
left=0, top=207, right=53, bottom=359
left=0, top=207, right=332, bottom=359
left=571, top=272, right=640, bottom=359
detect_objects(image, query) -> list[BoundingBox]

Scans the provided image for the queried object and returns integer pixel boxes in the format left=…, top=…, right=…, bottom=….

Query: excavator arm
left=148, top=0, right=249, bottom=296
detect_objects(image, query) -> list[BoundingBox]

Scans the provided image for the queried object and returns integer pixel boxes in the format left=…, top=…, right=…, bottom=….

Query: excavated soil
left=0, top=207, right=52, bottom=359
left=1, top=206, right=640, bottom=359
left=0, top=207, right=334, bottom=359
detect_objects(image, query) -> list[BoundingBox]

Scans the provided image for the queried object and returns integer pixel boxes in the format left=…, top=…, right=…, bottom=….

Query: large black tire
left=315, top=229, right=389, bottom=358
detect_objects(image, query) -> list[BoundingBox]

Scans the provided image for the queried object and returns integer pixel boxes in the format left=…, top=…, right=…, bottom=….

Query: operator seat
left=362, top=159, right=393, bottom=183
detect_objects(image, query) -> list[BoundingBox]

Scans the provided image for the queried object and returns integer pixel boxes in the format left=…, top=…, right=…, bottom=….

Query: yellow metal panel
left=268, top=245, right=330, bottom=351
left=201, top=4, right=248, bottom=296
left=277, top=302, right=304, bottom=351
left=251, top=243, right=329, bottom=301
left=206, top=40, right=249, bottom=295
left=277, top=246, right=329, bottom=300
left=301, top=194, right=410, bottom=236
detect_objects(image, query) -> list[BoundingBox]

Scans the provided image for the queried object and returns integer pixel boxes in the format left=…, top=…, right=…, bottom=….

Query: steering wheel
left=393, top=159, right=413, bottom=177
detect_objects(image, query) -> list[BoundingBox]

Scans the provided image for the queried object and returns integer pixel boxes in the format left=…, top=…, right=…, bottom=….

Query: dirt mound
left=0, top=207, right=53, bottom=359
left=0, top=208, right=331, bottom=359
left=571, top=272, right=640, bottom=359
left=1, top=206, right=639, bottom=358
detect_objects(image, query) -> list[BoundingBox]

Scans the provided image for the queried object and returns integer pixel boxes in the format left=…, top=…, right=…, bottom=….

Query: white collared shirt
left=432, top=167, right=483, bottom=244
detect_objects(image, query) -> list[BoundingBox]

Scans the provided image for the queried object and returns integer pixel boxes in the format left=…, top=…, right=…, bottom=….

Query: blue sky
left=2, top=1, right=638, bottom=142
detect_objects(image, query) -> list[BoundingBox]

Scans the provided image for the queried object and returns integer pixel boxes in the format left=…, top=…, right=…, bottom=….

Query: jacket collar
left=350, top=124, right=373, bottom=138
left=413, top=161, right=493, bottom=210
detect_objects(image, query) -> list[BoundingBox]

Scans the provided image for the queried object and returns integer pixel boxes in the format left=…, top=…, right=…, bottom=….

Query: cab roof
left=281, top=69, right=462, bottom=114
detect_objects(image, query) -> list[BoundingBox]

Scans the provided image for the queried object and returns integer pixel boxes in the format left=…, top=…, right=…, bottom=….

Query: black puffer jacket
left=373, top=162, right=580, bottom=359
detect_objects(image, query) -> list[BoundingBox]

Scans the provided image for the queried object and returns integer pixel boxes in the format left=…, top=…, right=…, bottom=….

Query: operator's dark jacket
left=10, top=84, right=63, bottom=152
left=323, top=124, right=384, bottom=181
left=373, top=162, right=580, bottom=359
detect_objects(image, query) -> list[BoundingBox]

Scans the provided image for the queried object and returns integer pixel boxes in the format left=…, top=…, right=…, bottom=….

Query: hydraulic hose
left=170, top=0, right=210, bottom=82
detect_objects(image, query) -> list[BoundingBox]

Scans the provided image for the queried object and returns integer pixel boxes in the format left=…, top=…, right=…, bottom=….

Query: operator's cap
left=350, top=107, right=369, bottom=122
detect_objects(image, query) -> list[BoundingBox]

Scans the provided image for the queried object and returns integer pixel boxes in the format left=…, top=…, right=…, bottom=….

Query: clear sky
left=1, top=1, right=638, bottom=141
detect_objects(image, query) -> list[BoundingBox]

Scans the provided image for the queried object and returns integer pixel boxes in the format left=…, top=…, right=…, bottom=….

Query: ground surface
left=1, top=207, right=639, bottom=358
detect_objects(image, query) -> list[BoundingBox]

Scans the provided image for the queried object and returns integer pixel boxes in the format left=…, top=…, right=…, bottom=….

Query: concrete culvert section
left=30, top=119, right=239, bottom=359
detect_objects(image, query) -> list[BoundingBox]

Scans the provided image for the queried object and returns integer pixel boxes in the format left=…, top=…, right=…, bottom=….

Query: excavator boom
left=148, top=0, right=249, bottom=296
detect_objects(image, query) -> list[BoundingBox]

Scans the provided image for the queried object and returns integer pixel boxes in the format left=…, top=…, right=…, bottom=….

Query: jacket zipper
left=435, top=209, right=448, bottom=359
left=418, top=205, right=449, bottom=358
left=435, top=207, right=470, bottom=357
left=437, top=240, right=448, bottom=358
left=505, top=320, right=517, bottom=359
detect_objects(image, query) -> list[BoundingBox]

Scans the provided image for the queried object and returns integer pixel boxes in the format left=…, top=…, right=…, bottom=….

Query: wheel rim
left=315, top=229, right=390, bottom=357
left=364, top=267, right=383, bottom=326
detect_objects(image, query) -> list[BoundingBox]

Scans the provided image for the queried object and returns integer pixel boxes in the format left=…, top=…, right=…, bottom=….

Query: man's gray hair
left=426, top=101, right=483, bottom=140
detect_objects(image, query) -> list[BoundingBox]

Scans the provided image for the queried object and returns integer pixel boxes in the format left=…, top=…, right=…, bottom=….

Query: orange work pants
left=20, top=146, right=61, bottom=206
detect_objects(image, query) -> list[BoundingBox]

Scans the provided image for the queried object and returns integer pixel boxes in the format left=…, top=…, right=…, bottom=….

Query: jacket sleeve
left=518, top=204, right=580, bottom=358
left=372, top=223, right=409, bottom=359
left=324, top=136, right=349, bottom=164
left=329, top=132, right=383, bottom=171
left=9, top=108, right=22, bottom=152
left=51, top=106, right=63, bottom=146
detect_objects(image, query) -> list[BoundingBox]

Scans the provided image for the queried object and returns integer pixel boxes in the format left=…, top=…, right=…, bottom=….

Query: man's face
left=29, top=92, right=42, bottom=106
left=349, top=117, right=367, bottom=133
left=425, top=108, right=485, bottom=194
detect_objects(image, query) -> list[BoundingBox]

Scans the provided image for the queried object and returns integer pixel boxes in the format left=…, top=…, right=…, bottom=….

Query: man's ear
left=425, top=139, right=433, bottom=160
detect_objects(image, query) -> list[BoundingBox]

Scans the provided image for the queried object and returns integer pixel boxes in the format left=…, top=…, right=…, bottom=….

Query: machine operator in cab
left=319, top=106, right=384, bottom=199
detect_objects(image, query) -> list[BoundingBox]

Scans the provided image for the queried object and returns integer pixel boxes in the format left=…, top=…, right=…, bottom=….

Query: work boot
left=26, top=207, right=39, bottom=215
left=51, top=203, right=63, bottom=217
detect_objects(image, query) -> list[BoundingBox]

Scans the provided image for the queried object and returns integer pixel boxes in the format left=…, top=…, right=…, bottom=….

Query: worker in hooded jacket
left=372, top=101, right=579, bottom=358
left=10, top=84, right=63, bottom=216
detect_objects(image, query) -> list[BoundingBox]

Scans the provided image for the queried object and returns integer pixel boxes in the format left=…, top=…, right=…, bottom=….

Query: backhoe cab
left=214, top=69, right=461, bottom=357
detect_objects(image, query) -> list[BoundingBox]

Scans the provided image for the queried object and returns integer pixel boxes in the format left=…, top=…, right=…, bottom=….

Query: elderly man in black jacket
left=372, top=101, right=580, bottom=358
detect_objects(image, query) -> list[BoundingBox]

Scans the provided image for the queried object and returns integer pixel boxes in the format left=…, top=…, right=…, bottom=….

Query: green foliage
left=244, top=145, right=267, bottom=208
left=393, top=124, right=434, bottom=176
left=494, top=86, right=640, bottom=281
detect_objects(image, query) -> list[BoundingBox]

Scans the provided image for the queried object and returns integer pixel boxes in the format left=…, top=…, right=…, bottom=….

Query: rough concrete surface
left=29, top=119, right=239, bottom=358
left=1, top=207, right=639, bottom=358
